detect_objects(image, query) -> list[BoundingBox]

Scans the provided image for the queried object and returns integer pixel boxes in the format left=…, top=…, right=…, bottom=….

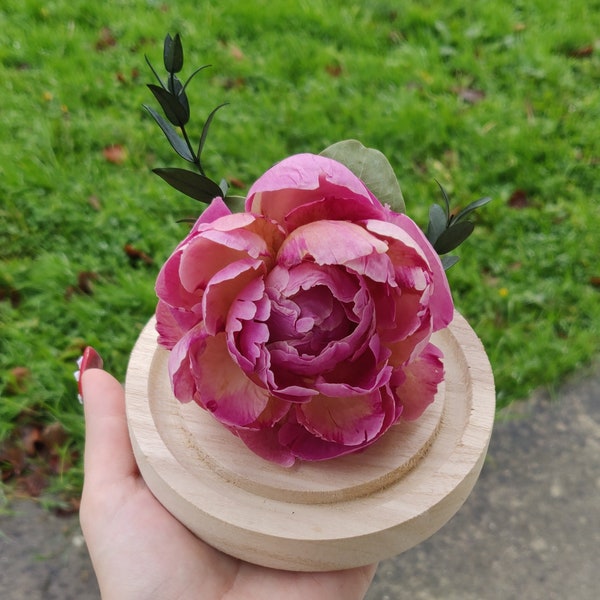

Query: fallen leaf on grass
left=0, top=283, right=22, bottom=307
left=116, top=68, right=140, bottom=85
left=229, top=44, right=245, bottom=61
left=1, top=420, right=73, bottom=499
left=88, top=195, right=102, bottom=210
left=124, top=243, right=154, bottom=266
left=21, top=425, right=42, bottom=456
left=19, top=468, right=48, bottom=497
left=228, top=176, right=246, bottom=189
left=567, top=44, right=594, bottom=59
left=103, top=144, right=128, bottom=164
left=508, top=189, right=530, bottom=208
left=326, top=63, right=343, bottom=77
left=41, top=422, right=69, bottom=451
left=6, top=367, right=31, bottom=395
left=77, top=271, right=98, bottom=295
left=95, top=27, right=117, bottom=51
left=220, top=76, right=246, bottom=90
left=218, top=39, right=245, bottom=61
left=65, top=271, right=99, bottom=299
left=453, top=86, right=486, bottom=104
left=0, top=445, right=26, bottom=480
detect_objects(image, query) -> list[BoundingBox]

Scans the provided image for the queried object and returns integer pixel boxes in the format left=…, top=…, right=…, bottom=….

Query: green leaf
left=167, top=72, right=183, bottom=95
left=434, top=220, right=475, bottom=254
left=153, top=168, right=224, bottom=203
left=451, top=195, right=492, bottom=224
left=435, top=180, right=451, bottom=221
left=147, top=84, right=190, bottom=126
left=441, top=255, right=460, bottom=270
left=163, top=33, right=183, bottom=74
left=143, top=105, right=194, bottom=162
left=320, top=139, right=405, bottom=213
left=426, top=203, right=448, bottom=245
left=223, top=195, right=246, bottom=213
left=198, top=103, right=228, bottom=160
left=219, top=178, right=229, bottom=197
left=182, top=64, right=212, bottom=94
left=144, top=55, right=166, bottom=89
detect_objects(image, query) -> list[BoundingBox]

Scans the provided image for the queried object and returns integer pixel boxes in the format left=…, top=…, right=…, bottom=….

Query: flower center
left=276, top=284, right=356, bottom=356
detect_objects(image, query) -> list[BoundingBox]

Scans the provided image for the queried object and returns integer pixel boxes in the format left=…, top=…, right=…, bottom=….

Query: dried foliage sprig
left=145, top=34, right=490, bottom=269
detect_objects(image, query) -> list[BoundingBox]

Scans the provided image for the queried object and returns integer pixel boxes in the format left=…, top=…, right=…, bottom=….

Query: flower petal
left=202, top=258, right=265, bottom=335
left=315, top=333, right=392, bottom=396
left=277, top=220, right=388, bottom=269
left=226, top=278, right=271, bottom=377
left=169, top=327, right=274, bottom=427
left=194, top=195, right=232, bottom=225
left=278, top=422, right=355, bottom=461
left=382, top=210, right=454, bottom=331
left=246, top=153, right=382, bottom=229
left=387, top=314, right=433, bottom=367
left=234, top=427, right=296, bottom=467
left=296, top=390, right=385, bottom=446
left=155, top=299, right=198, bottom=350
left=155, top=246, right=202, bottom=315
left=393, top=343, right=444, bottom=421
left=179, top=229, right=257, bottom=296
left=283, top=195, right=384, bottom=231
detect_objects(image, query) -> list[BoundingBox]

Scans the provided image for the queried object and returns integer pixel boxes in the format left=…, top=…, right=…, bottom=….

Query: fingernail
left=74, top=346, right=104, bottom=403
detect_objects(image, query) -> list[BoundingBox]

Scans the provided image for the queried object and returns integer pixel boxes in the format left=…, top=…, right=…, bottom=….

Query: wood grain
left=125, top=311, right=495, bottom=571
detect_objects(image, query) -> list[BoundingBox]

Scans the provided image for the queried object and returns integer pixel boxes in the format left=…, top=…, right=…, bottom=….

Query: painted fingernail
left=74, top=346, right=104, bottom=403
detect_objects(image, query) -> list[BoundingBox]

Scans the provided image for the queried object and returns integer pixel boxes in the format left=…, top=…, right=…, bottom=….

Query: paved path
left=1, top=363, right=598, bottom=599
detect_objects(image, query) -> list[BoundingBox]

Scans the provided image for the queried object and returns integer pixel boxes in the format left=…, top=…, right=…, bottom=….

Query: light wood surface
left=125, top=311, right=495, bottom=571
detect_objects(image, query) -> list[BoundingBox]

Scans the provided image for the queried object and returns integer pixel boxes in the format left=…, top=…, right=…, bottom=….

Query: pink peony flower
left=155, top=153, right=454, bottom=466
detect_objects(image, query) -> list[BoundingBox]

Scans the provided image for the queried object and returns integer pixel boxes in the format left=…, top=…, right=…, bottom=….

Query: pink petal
left=202, top=258, right=265, bottom=335
left=278, top=422, right=356, bottom=461
left=365, top=219, right=430, bottom=267
left=170, top=327, right=274, bottom=428
left=296, top=391, right=386, bottom=446
left=176, top=213, right=278, bottom=296
left=168, top=326, right=202, bottom=403
left=226, top=277, right=272, bottom=378
left=283, top=195, right=385, bottom=231
left=387, top=315, right=433, bottom=367
left=278, top=385, right=399, bottom=461
left=178, top=232, right=256, bottom=296
left=265, top=263, right=373, bottom=378
left=277, top=220, right=388, bottom=269
left=393, top=343, right=444, bottom=421
left=382, top=210, right=454, bottom=331
left=314, top=333, right=391, bottom=396
left=155, top=299, right=199, bottom=350
left=155, top=247, right=202, bottom=314
left=234, top=427, right=296, bottom=467
left=246, top=153, right=382, bottom=229
left=190, top=196, right=232, bottom=229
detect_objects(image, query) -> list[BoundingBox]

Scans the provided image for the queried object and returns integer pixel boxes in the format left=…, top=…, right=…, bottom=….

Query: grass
left=1, top=0, right=599, bottom=505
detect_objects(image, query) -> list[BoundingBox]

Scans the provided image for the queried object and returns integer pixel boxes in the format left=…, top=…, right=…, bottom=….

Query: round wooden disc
left=125, top=311, right=495, bottom=571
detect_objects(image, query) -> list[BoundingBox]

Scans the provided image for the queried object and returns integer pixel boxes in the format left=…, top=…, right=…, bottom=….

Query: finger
left=81, top=368, right=139, bottom=489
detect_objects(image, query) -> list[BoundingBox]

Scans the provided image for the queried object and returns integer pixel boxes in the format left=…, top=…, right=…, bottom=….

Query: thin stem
left=180, top=125, right=202, bottom=174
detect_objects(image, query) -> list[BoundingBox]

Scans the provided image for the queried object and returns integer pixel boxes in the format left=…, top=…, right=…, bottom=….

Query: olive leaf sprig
left=144, top=33, right=230, bottom=205
left=426, top=182, right=491, bottom=269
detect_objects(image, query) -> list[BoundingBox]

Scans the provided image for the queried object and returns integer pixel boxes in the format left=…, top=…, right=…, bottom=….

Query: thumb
left=81, top=368, right=139, bottom=490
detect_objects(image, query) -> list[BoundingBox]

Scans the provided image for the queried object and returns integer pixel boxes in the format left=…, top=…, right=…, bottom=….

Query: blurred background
left=1, top=0, right=598, bottom=527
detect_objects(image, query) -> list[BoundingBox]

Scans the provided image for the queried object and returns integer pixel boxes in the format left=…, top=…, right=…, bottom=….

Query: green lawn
left=1, top=0, right=599, bottom=506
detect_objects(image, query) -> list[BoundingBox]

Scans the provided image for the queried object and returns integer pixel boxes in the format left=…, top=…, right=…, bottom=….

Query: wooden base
left=125, top=311, right=495, bottom=571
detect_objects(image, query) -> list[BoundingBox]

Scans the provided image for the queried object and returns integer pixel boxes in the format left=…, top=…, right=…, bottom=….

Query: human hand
left=78, top=355, right=376, bottom=600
